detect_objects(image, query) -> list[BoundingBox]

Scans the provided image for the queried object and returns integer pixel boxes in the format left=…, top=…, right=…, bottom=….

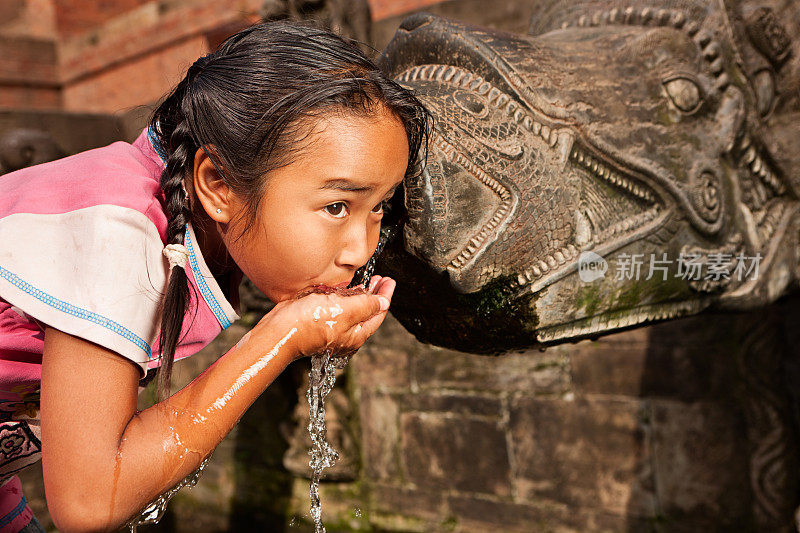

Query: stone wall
left=21, top=300, right=800, bottom=531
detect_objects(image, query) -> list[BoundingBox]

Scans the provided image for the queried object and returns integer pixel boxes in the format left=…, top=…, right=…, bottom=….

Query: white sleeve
left=0, top=204, right=169, bottom=374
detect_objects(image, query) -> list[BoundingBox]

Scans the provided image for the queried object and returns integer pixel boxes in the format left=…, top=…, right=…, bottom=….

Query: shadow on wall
left=620, top=297, right=800, bottom=531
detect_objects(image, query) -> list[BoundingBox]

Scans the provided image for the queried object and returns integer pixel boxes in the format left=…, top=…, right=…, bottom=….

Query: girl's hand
left=257, top=275, right=396, bottom=360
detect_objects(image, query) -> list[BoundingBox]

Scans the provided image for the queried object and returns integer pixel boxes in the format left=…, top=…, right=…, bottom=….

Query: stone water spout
left=377, top=0, right=800, bottom=354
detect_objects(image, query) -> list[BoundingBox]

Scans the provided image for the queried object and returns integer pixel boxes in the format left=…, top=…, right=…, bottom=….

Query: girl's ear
left=192, top=147, right=236, bottom=223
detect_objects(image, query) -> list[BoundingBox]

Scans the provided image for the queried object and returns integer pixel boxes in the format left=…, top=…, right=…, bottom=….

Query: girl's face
left=224, top=108, right=409, bottom=303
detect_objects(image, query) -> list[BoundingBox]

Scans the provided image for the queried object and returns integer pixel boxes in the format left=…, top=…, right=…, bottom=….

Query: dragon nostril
left=692, top=170, right=722, bottom=224
left=399, top=13, right=435, bottom=32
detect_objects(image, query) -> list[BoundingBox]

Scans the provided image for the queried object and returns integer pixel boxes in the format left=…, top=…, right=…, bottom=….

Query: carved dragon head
left=377, top=1, right=800, bottom=352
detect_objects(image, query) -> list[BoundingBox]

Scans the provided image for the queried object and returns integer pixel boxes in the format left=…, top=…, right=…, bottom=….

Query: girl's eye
left=371, top=201, right=385, bottom=214
left=324, top=202, right=348, bottom=218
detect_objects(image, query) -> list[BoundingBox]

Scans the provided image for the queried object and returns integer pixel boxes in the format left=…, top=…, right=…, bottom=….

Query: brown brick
left=359, top=391, right=401, bottom=481
left=401, top=412, right=511, bottom=496
left=0, top=35, right=57, bottom=85
left=351, top=315, right=412, bottom=390
left=401, top=392, right=502, bottom=418
left=509, top=396, right=655, bottom=516
left=413, top=346, right=570, bottom=394
left=649, top=400, right=752, bottom=527
left=570, top=342, right=649, bottom=396
left=62, top=35, right=208, bottom=114
left=370, top=483, right=445, bottom=520
left=0, top=87, right=60, bottom=110
left=448, top=494, right=632, bottom=533
left=55, top=0, right=152, bottom=37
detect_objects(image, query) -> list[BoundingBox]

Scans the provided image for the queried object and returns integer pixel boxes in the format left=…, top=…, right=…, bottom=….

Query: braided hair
left=149, top=21, right=429, bottom=399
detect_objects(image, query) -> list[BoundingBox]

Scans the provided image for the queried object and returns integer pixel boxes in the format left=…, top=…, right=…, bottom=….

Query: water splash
left=126, top=455, right=211, bottom=532
left=307, top=348, right=351, bottom=533
left=351, top=225, right=397, bottom=289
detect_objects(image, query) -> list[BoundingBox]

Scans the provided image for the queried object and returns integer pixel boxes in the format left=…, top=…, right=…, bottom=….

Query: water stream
left=306, top=224, right=398, bottom=532
left=307, top=349, right=351, bottom=533
left=126, top=455, right=212, bottom=532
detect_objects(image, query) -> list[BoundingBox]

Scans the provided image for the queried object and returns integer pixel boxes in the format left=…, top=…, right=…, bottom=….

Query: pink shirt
left=0, top=128, right=239, bottom=522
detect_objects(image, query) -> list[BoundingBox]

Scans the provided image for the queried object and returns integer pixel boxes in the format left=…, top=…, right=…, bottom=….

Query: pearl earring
left=216, top=208, right=222, bottom=214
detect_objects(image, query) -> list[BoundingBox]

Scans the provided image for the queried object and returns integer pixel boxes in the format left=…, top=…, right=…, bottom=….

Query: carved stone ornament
left=377, top=0, right=799, bottom=354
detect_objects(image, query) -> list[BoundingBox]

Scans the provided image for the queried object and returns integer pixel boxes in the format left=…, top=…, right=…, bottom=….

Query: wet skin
left=39, top=107, right=407, bottom=531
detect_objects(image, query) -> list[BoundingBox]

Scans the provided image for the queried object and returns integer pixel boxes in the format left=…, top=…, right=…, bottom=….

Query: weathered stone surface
left=649, top=400, right=753, bottom=529
left=401, top=412, right=511, bottom=496
left=359, top=391, right=401, bottom=481
left=351, top=315, right=412, bottom=391
left=369, top=483, right=446, bottom=521
left=508, top=396, right=653, bottom=516
left=283, top=370, right=358, bottom=481
left=447, top=494, right=632, bottom=533
left=401, top=391, right=502, bottom=418
left=413, top=347, right=570, bottom=394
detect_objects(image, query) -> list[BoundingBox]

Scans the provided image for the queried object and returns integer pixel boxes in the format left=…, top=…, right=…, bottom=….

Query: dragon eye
left=663, top=76, right=703, bottom=114
left=753, top=69, right=775, bottom=117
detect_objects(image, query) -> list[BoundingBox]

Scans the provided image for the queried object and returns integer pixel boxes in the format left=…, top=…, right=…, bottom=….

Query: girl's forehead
left=265, top=111, right=409, bottom=194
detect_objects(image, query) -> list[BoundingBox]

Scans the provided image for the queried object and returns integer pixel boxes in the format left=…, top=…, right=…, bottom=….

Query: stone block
left=413, top=347, right=570, bottom=395
left=370, top=483, right=445, bottom=521
left=351, top=315, right=412, bottom=391
left=570, top=341, right=649, bottom=396
left=400, top=412, right=511, bottom=496
left=509, top=396, right=655, bottom=516
left=448, top=494, right=630, bottom=533
left=359, top=391, right=401, bottom=481
left=401, top=392, right=502, bottom=418
left=649, top=400, right=752, bottom=528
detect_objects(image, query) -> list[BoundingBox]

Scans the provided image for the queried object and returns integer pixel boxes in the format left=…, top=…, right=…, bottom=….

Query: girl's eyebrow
left=320, top=179, right=403, bottom=197
left=320, top=179, right=373, bottom=193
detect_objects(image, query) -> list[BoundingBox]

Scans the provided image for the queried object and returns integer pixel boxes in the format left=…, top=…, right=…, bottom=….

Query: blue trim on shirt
left=0, top=265, right=153, bottom=357
left=147, top=124, right=168, bottom=163
left=0, top=493, right=27, bottom=529
left=184, top=231, right=231, bottom=330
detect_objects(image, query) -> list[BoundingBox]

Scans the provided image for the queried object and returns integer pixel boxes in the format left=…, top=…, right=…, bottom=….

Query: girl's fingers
left=368, top=275, right=381, bottom=292
left=353, top=308, right=388, bottom=341
left=374, top=277, right=395, bottom=301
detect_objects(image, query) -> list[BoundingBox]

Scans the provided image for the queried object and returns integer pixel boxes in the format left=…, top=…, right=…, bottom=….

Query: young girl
left=0, top=21, right=428, bottom=531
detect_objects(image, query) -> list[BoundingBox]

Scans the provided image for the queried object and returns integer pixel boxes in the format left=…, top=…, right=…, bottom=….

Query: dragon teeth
left=541, top=125, right=551, bottom=142
left=522, top=117, right=532, bottom=130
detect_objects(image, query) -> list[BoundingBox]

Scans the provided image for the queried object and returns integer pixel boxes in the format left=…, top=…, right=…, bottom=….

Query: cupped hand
left=259, top=275, right=396, bottom=359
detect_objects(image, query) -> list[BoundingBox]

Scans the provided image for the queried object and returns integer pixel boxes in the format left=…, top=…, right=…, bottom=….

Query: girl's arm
left=40, top=278, right=393, bottom=532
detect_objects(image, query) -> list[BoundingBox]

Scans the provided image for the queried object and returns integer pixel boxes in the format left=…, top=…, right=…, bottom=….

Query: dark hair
left=149, top=21, right=429, bottom=399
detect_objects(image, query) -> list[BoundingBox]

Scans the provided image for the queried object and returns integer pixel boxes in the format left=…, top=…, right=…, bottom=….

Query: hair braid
left=156, top=116, right=196, bottom=400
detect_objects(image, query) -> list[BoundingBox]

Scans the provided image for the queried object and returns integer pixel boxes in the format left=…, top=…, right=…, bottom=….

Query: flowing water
left=126, top=455, right=212, bottom=532
left=306, top=224, right=398, bottom=532
left=307, top=349, right=351, bottom=533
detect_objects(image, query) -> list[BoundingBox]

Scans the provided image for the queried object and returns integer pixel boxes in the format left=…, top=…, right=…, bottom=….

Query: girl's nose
left=337, top=223, right=375, bottom=270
